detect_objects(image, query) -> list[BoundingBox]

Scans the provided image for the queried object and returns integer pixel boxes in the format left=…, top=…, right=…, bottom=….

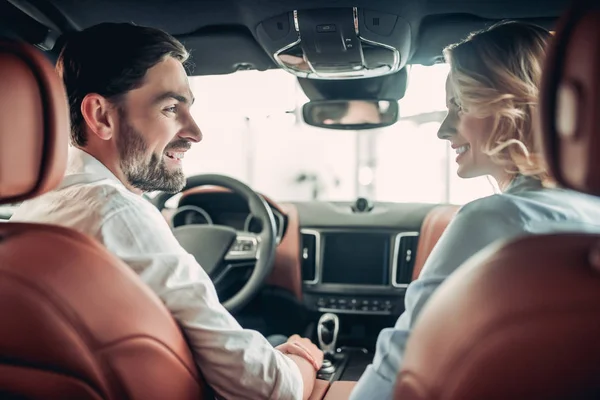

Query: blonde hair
left=444, top=21, right=553, bottom=184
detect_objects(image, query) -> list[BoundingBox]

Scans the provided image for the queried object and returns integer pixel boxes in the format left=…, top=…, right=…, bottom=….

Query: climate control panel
left=304, top=294, right=401, bottom=315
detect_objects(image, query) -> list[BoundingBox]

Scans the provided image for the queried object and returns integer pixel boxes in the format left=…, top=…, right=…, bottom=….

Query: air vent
left=393, top=233, right=419, bottom=286
left=300, top=231, right=319, bottom=283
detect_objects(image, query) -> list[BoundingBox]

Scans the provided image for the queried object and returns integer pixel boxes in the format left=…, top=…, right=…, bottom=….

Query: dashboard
left=296, top=201, right=434, bottom=316
left=300, top=229, right=419, bottom=316
left=294, top=201, right=449, bottom=317
left=174, top=188, right=455, bottom=318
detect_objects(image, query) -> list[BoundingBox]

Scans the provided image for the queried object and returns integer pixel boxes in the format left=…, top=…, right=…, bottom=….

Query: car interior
left=1, top=0, right=599, bottom=398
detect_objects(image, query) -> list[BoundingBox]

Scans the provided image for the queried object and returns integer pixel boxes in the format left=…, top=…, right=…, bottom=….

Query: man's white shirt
left=10, top=146, right=303, bottom=400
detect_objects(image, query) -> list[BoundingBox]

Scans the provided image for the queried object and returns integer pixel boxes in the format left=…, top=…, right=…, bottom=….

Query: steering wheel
left=153, top=174, right=278, bottom=313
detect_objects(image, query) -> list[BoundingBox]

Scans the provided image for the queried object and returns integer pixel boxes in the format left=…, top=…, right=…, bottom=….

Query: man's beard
left=116, top=115, right=189, bottom=194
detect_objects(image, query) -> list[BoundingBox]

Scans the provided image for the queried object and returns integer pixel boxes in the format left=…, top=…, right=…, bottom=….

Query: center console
left=301, top=228, right=420, bottom=316
left=302, top=228, right=420, bottom=383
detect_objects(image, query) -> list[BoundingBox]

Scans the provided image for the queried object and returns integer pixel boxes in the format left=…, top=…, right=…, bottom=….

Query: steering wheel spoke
left=212, top=260, right=255, bottom=287
left=153, top=174, right=278, bottom=313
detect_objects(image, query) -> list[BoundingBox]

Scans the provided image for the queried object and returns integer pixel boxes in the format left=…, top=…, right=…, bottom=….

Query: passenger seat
left=394, top=1, right=600, bottom=398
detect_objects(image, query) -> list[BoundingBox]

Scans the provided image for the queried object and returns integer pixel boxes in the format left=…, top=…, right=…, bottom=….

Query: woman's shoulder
left=457, top=193, right=525, bottom=221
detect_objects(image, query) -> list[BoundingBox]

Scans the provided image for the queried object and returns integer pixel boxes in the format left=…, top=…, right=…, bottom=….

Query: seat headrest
left=0, top=40, right=68, bottom=205
left=539, top=0, right=600, bottom=196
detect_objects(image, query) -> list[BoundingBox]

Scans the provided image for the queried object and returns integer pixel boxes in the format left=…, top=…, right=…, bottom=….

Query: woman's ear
left=80, top=94, right=117, bottom=141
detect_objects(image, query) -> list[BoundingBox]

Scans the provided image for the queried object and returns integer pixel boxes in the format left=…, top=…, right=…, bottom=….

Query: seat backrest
left=412, top=205, right=459, bottom=280
left=0, top=40, right=208, bottom=399
left=394, top=1, right=600, bottom=399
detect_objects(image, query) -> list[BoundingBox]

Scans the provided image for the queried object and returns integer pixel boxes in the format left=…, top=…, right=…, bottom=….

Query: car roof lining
left=4, top=0, right=566, bottom=75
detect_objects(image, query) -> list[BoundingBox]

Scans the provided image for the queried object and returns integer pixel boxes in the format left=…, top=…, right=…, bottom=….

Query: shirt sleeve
left=349, top=196, right=526, bottom=400
left=100, top=203, right=303, bottom=400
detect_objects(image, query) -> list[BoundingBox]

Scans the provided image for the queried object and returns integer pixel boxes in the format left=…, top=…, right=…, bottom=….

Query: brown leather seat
left=0, top=40, right=208, bottom=399
left=412, top=205, right=459, bottom=280
left=394, top=1, right=600, bottom=399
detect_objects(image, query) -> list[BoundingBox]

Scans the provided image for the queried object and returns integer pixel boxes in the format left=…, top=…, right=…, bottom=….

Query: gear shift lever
left=317, top=313, right=339, bottom=356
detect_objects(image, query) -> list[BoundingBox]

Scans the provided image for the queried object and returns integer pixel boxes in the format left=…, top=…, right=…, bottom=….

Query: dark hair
left=56, top=23, right=189, bottom=146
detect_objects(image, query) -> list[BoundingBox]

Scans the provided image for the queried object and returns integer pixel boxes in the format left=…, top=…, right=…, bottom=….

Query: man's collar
left=59, top=146, right=124, bottom=189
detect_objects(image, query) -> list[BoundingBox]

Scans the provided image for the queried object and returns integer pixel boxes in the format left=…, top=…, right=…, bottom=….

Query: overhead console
left=256, top=7, right=412, bottom=80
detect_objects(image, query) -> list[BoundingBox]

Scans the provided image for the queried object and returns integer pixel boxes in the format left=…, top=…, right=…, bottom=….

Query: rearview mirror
left=302, top=99, right=399, bottom=130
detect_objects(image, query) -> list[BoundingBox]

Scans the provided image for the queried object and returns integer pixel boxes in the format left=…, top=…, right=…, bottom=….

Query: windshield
left=183, top=64, right=496, bottom=204
left=0, top=64, right=496, bottom=218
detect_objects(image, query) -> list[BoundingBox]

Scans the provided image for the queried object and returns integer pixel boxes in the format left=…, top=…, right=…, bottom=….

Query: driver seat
left=0, top=40, right=208, bottom=398
left=394, top=1, right=600, bottom=399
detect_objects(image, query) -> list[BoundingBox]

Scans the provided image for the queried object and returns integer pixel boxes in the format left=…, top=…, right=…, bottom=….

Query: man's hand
left=276, top=334, right=324, bottom=371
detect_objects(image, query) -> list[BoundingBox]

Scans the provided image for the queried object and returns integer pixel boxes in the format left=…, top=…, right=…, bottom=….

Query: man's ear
left=80, top=94, right=118, bottom=141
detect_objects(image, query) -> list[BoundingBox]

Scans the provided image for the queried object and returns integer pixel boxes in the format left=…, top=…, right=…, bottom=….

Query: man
left=11, top=23, right=322, bottom=400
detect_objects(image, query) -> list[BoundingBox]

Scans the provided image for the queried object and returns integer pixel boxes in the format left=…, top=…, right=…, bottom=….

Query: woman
left=350, top=21, right=600, bottom=400
left=439, top=20, right=551, bottom=190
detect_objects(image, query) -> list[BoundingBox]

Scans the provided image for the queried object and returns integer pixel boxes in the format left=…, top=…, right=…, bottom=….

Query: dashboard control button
left=309, top=295, right=400, bottom=314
